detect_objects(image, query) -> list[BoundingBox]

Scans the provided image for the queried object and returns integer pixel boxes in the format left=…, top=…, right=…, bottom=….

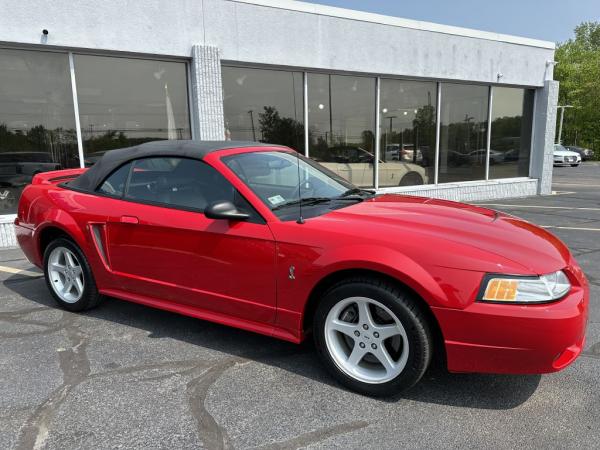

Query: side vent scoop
left=89, top=223, right=110, bottom=269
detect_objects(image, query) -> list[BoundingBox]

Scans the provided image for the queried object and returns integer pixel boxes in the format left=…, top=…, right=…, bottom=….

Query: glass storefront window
left=489, top=87, right=534, bottom=179
left=222, top=66, right=304, bottom=152
left=73, top=55, right=190, bottom=164
left=438, top=83, right=489, bottom=183
left=308, top=74, right=376, bottom=188
left=379, top=79, right=436, bottom=187
left=0, top=49, right=78, bottom=214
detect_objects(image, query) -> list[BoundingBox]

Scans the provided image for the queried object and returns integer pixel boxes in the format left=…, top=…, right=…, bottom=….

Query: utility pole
left=248, top=110, right=256, bottom=141
left=557, top=105, right=573, bottom=145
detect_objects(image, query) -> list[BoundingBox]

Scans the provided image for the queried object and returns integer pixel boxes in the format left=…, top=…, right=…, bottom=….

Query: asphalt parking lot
left=1, top=164, right=599, bottom=450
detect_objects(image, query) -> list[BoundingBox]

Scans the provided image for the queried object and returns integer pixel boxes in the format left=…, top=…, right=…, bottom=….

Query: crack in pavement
left=15, top=313, right=88, bottom=450
left=7, top=301, right=238, bottom=450
left=255, top=420, right=370, bottom=450
left=571, top=248, right=600, bottom=257
left=4, top=294, right=313, bottom=450
left=0, top=306, right=72, bottom=339
left=186, top=358, right=242, bottom=450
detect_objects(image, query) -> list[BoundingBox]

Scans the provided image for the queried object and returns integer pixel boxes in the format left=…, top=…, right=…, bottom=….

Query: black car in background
left=565, top=146, right=595, bottom=161
left=0, top=152, right=62, bottom=212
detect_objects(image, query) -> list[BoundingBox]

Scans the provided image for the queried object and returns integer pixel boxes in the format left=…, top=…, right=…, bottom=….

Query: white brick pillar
left=530, top=80, right=559, bottom=195
left=190, top=44, right=226, bottom=140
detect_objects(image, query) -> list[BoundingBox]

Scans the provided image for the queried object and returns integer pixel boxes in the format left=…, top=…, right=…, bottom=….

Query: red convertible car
left=15, top=141, right=588, bottom=396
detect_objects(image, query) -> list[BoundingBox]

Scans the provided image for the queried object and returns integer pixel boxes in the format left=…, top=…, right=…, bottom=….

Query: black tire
left=313, top=277, right=432, bottom=397
left=571, top=164, right=579, bottom=167
left=398, top=172, right=424, bottom=187
left=43, top=237, right=103, bottom=312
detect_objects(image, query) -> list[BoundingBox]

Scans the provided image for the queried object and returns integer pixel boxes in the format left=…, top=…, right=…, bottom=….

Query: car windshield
left=554, top=145, right=568, bottom=152
left=223, top=151, right=374, bottom=221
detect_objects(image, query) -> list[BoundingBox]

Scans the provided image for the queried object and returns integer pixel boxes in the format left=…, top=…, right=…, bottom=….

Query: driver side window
left=96, top=157, right=260, bottom=220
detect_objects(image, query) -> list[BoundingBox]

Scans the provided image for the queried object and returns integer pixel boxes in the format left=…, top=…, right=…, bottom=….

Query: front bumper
left=554, top=155, right=581, bottom=165
left=432, top=280, right=588, bottom=374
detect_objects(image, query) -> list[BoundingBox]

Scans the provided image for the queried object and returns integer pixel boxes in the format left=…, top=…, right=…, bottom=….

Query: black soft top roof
left=68, top=140, right=286, bottom=192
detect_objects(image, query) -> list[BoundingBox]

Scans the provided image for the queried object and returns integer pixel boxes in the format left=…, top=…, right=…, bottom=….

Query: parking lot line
left=553, top=183, right=600, bottom=187
left=541, top=226, right=600, bottom=232
left=0, top=265, right=41, bottom=277
left=477, top=203, right=600, bottom=211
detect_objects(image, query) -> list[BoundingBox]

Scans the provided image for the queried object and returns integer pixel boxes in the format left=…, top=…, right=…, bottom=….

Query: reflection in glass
left=74, top=55, right=190, bottom=163
left=379, top=79, right=436, bottom=187
left=489, top=88, right=534, bottom=179
left=308, top=74, right=376, bottom=188
left=0, top=49, right=78, bottom=213
left=222, top=66, right=304, bottom=152
left=438, top=83, right=489, bottom=183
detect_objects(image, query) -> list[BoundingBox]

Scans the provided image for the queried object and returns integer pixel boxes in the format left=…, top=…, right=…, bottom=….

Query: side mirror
left=204, top=201, right=250, bottom=221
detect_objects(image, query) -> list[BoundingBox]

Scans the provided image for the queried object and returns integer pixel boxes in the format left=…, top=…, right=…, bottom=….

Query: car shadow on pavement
left=5, top=275, right=541, bottom=410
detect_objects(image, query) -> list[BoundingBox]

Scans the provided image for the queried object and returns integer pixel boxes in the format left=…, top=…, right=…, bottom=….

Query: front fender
left=312, top=244, right=449, bottom=308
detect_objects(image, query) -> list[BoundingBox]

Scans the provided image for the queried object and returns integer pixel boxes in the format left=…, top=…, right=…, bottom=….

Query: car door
left=99, top=157, right=277, bottom=325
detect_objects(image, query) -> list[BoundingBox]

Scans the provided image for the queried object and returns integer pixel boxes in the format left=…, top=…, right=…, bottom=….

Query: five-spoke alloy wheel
left=43, top=237, right=103, bottom=311
left=314, top=277, right=432, bottom=396
left=48, top=246, right=85, bottom=303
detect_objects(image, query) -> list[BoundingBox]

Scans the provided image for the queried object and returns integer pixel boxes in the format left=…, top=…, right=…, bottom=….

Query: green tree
left=258, top=106, right=305, bottom=153
left=555, top=22, right=600, bottom=155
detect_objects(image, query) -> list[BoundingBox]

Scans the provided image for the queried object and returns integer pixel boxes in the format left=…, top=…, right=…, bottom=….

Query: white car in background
left=554, top=144, right=581, bottom=167
left=316, top=146, right=428, bottom=187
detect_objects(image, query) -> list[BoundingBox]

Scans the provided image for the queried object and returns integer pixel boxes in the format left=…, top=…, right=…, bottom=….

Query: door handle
left=120, top=215, right=139, bottom=224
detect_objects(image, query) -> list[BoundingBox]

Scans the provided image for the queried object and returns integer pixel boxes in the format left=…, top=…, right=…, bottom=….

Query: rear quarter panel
left=16, top=183, right=117, bottom=289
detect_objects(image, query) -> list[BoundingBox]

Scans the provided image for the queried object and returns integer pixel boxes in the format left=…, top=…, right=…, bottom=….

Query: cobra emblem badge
left=288, top=265, right=296, bottom=280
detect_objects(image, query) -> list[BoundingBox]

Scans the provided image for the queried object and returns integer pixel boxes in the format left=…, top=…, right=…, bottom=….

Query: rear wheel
left=43, top=237, right=103, bottom=311
left=313, top=277, right=432, bottom=396
left=399, top=172, right=424, bottom=187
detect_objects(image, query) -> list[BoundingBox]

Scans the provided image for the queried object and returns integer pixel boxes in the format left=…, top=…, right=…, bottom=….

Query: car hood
left=320, top=194, right=571, bottom=274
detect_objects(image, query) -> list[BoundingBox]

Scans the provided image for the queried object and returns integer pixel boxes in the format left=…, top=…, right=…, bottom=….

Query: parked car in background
left=0, top=152, right=61, bottom=179
left=564, top=146, right=595, bottom=161
left=554, top=144, right=581, bottom=167
left=468, top=149, right=505, bottom=165
left=84, top=151, right=107, bottom=167
left=15, top=140, right=588, bottom=396
left=446, top=150, right=471, bottom=167
left=0, top=152, right=62, bottom=211
left=384, top=144, right=424, bottom=164
left=315, top=146, right=428, bottom=187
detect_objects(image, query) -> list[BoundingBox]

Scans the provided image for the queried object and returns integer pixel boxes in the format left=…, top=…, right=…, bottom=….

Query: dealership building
left=0, top=0, right=558, bottom=246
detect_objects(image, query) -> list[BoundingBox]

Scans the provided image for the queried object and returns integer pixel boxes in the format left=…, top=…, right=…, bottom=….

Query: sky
left=304, top=0, right=600, bottom=43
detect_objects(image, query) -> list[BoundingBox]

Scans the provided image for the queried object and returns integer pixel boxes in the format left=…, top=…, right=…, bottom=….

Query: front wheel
left=313, top=277, right=432, bottom=396
left=43, top=237, right=103, bottom=312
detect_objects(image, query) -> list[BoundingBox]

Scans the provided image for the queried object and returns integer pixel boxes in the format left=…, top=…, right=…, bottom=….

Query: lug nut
left=371, top=343, right=377, bottom=349
left=359, top=342, right=366, bottom=348
left=354, top=330, right=360, bottom=337
left=362, top=324, right=369, bottom=330
left=373, top=332, right=379, bottom=338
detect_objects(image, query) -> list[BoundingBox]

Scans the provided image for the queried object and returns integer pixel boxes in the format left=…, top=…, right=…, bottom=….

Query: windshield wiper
left=272, top=193, right=371, bottom=211
left=271, top=197, right=332, bottom=211
left=339, top=188, right=376, bottom=198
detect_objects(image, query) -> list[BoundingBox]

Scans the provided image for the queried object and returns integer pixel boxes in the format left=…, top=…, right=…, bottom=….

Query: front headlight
left=478, top=270, right=571, bottom=304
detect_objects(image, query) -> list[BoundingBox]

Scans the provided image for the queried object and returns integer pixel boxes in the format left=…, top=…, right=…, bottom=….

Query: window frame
left=222, top=62, right=537, bottom=187
left=72, top=53, right=193, bottom=160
